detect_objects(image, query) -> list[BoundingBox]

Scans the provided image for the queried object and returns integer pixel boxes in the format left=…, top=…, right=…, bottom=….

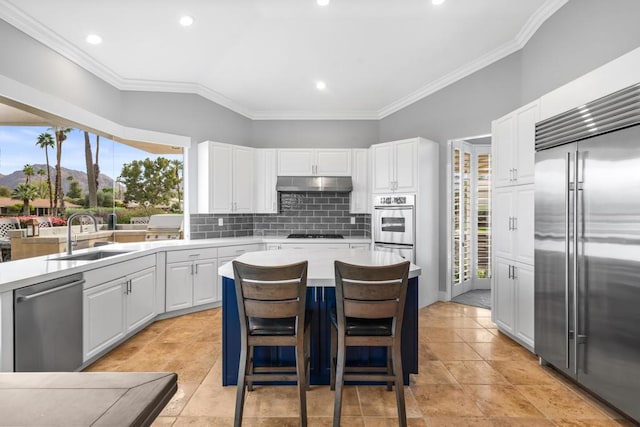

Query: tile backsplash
left=190, top=191, right=370, bottom=239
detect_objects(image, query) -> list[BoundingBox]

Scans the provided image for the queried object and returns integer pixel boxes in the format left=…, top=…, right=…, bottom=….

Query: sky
left=0, top=126, right=182, bottom=180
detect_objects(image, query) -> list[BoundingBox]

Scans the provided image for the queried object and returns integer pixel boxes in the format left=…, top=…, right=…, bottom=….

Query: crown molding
left=377, top=0, right=568, bottom=119
left=0, top=0, right=566, bottom=121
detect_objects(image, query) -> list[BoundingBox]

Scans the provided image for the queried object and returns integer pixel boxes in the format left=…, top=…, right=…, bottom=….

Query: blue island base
left=222, top=277, right=419, bottom=386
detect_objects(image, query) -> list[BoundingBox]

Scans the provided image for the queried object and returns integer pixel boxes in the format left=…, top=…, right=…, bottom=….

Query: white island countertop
left=218, top=248, right=421, bottom=287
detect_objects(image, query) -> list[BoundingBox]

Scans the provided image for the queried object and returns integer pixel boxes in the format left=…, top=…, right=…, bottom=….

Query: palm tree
left=49, top=126, right=72, bottom=215
left=11, top=183, right=39, bottom=215
left=36, top=132, right=55, bottom=211
left=36, top=168, right=47, bottom=198
left=22, top=164, right=35, bottom=185
left=84, top=131, right=97, bottom=208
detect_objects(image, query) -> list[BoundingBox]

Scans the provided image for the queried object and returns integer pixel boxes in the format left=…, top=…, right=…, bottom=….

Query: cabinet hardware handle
left=188, top=253, right=200, bottom=257
left=190, top=264, right=194, bottom=275
left=512, top=266, right=517, bottom=280
left=15, top=279, right=86, bottom=302
left=235, top=249, right=246, bottom=253
left=513, top=217, right=517, bottom=230
left=513, top=168, right=518, bottom=181
left=195, top=264, right=199, bottom=275
left=508, top=265, right=512, bottom=279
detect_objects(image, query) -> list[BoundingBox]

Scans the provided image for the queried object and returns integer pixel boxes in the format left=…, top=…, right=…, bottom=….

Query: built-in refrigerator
left=535, top=83, right=640, bottom=423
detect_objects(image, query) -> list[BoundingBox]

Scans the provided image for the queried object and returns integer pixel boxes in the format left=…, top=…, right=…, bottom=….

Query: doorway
left=447, top=136, right=492, bottom=308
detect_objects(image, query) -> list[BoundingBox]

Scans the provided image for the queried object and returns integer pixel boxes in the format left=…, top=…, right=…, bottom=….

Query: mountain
left=0, top=164, right=116, bottom=193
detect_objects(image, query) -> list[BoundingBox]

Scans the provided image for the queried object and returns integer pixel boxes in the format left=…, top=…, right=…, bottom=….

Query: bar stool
left=331, top=260, right=410, bottom=427
left=232, top=260, right=311, bottom=427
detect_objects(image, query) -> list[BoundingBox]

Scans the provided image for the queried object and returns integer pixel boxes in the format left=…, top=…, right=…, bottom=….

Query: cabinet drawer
left=218, top=244, right=261, bottom=258
left=166, top=247, right=218, bottom=263
left=84, top=254, right=156, bottom=289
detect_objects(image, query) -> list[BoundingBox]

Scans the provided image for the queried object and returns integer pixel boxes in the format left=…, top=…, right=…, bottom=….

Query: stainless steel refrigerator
left=535, top=82, right=640, bottom=422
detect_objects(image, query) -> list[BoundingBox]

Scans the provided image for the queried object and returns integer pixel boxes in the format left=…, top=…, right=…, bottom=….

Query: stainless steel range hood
left=276, top=176, right=353, bottom=192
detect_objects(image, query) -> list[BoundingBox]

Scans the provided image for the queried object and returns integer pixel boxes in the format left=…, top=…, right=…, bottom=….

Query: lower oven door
left=374, top=243, right=415, bottom=263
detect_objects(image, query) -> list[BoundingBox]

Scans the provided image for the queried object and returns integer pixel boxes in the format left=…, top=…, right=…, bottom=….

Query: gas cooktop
left=287, top=233, right=344, bottom=239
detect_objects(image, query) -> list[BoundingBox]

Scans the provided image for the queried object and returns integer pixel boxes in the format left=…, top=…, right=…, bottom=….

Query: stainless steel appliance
left=373, top=194, right=415, bottom=261
left=145, top=214, right=184, bottom=240
left=534, top=82, right=640, bottom=422
left=14, top=273, right=85, bottom=372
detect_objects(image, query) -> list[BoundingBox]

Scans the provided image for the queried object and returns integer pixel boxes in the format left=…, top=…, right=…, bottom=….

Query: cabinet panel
left=494, top=259, right=515, bottom=334
left=254, top=149, right=277, bottom=213
left=515, top=263, right=534, bottom=348
left=350, top=149, right=369, bottom=213
left=514, top=186, right=535, bottom=265
left=211, top=143, right=234, bottom=212
left=493, top=115, right=515, bottom=188
left=233, top=146, right=254, bottom=213
left=394, top=139, right=418, bottom=192
left=316, top=150, right=351, bottom=176
left=493, top=187, right=513, bottom=260
left=165, top=262, right=193, bottom=312
left=278, top=150, right=314, bottom=176
left=83, top=279, right=125, bottom=360
left=514, top=102, right=539, bottom=185
left=126, top=268, right=157, bottom=333
left=193, top=259, right=218, bottom=305
left=371, top=143, right=394, bottom=193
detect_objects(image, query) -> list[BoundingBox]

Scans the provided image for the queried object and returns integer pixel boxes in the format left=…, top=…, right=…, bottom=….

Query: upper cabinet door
left=211, top=143, right=234, bottom=213
left=394, top=139, right=418, bottom=192
left=493, top=114, right=515, bottom=188
left=278, top=149, right=314, bottom=176
left=315, top=149, right=351, bottom=176
left=233, top=146, right=254, bottom=213
left=350, top=149, right=369, bottom=213
left=514, top=101, right=539, bottom=185
left=254, top=149, right=277, bottom=214
left=371, top=143, right=394, bottom=193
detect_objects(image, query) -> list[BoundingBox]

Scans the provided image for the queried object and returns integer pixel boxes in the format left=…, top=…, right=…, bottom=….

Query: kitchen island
left=218, top=248, right=422, bottom=386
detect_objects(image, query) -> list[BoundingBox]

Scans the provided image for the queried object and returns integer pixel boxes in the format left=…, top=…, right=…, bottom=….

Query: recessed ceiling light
left=86, top=34, right=102, bottom=45
left=317, top=0, right=330, bottom=6
left=316, top=81, right=327, bottom=91
left=432, top=0, right=445, bottom=5
left=180, top=15, right=194, bottom=26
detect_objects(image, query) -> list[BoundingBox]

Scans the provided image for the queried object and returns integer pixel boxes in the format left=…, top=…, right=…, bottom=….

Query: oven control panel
left=374, top=194, right=415, bottom=206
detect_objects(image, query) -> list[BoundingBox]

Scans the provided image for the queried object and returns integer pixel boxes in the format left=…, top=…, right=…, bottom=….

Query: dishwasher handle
left=15, top=279, right=86, bottom=303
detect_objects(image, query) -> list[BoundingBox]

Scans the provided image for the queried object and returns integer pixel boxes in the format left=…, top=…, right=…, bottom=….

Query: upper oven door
left=373, top=206, right=414, bottom=245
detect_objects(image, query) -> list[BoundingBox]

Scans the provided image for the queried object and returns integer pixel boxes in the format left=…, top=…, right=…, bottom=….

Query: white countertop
left=218, top=248, right=421, bottom=287
left=0, top=237, right=371, bottom=292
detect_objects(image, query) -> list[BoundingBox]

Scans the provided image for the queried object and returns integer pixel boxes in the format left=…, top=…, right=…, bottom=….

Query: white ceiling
left=0, top=0, right=567, bottom=120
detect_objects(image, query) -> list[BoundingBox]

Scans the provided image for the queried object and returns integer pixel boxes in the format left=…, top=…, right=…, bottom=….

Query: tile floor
left=85, top=302, right=633, bottom=426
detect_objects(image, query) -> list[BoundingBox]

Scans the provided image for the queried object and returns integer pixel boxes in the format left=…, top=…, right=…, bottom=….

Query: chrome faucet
left=67, top=213, right=98, bottom=255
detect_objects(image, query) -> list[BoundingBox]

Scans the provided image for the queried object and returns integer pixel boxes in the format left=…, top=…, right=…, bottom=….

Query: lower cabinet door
left=515, top=262, right=535, bottom=348
left=83, top=279, right=125, bottom=361
left=166, top=261, right=194, bottom=312
left=494, top=258, right=515, bottom=334
left=126, top=267, right=157, bottom=333
left=193, top=258, right=218, bottom=305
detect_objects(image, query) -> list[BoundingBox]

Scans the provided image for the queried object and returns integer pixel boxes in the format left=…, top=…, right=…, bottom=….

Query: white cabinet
left=197, top=141, right=254, bottom=213
left=254, top=149, right=278, bottom=213
left=494, top=259, right=534, bottom=349
left=350, top=149, right=369, bottom=214
left=165, top=248, right=219, bottom=312
left=493, top=186, right=534, bottom=266
left=371, top=138, right=418, bottom=193
left=278, top=149, right=351, bottom=176
left=83, top=266, right=157, bottom=361
left=493, top=101, right=539, bottom=188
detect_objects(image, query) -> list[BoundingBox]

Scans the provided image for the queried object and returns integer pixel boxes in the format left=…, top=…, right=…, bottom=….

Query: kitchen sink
left=49, top=250, right=132, bottom=261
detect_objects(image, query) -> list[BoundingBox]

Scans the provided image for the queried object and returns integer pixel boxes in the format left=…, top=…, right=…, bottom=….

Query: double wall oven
left=373, top=195, right=415, bottom=262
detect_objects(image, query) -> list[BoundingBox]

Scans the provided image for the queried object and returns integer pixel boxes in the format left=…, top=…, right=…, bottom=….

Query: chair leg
left=392, top=344, right=407, bottom=427
left=234, top=342, right=248, bottom=427
left=305, top=327, right=311, bottom=390
left=333, top=338, right=346, bottom=427
left=295, top=337, right=308, bottom=426
left=330, top=324, right=336, bottom=391
left=386, top=345, right=393, bottom=392
left=247, top=345, right=254, bottom=392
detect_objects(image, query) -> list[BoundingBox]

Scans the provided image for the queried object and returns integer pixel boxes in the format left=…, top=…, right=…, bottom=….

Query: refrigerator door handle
left=573, top=149, right=580, bottom=375
left=565, top=151, right=572, bottom=370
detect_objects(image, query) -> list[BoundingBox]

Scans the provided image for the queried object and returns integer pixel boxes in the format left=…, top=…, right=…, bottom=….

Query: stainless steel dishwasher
left=14, top=273, right=84, bottom=372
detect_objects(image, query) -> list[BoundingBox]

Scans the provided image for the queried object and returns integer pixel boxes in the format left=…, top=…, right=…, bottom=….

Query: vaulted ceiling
left=0, top=0, right=567, bottom=119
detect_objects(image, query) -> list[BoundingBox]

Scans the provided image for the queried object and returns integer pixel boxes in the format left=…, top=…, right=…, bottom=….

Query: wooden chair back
left=334, top=260, right=410, bottom=337
left=232, top=260, right=308, bottom=334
